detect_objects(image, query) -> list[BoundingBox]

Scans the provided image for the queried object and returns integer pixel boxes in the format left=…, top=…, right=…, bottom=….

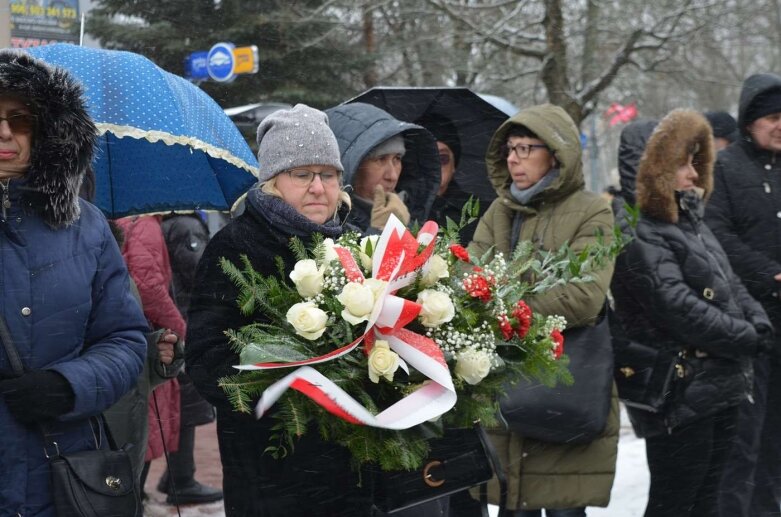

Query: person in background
left=612, top=109, right=769, bottom=517
left=468, top=104, right=618, bottom=517
left=704, top=111, right=738, bottom=151
left=155, top=212, right=223, bottom=505
left=115, top=214, right=184, bottom=499
left=0, top=49, right=147, bottom=515
left=705, top=73, right=781, bottom=517
left=326, top=102, right=440, bottom=233
left=417, top=112, right=488, bottom=244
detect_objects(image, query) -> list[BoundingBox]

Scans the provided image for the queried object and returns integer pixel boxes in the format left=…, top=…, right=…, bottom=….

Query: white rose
left=286, top=301, right=328, bottom=340
left=420, top=254, right=450, bottom=287
left=321, top=238, right=340, bottom=269
left=416, top=289, right=455, bottom=328
left=368, top=340, right=400, bottom=383
left=455, top=349, right=492, bottom=385
left=337, top=282, right=376, bottom=324
left=289, top=259, right=325, bottom=298
left=359, top=235, right=380, bottom=271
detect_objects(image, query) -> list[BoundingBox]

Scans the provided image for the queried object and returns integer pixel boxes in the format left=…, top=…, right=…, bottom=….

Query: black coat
left=705, top=73, right=781, bottom=325
left=612, top=194, right=767, bottom=436
left=706, top=141, right=781, bottom=327
left=186, top=200, right=372, bottom=516
left=430, top=181, right=486, bottom=246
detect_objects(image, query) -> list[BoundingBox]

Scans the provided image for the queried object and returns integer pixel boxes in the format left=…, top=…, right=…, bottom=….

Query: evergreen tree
left=86, top=0, right=370, bottom=108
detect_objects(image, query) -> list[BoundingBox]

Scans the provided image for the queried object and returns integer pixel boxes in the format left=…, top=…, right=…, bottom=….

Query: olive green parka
left=469, top=104, right=619, bottom=510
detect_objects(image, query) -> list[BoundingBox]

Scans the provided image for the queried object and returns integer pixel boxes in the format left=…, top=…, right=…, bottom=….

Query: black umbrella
left=346, top=87, right=510, bottom=204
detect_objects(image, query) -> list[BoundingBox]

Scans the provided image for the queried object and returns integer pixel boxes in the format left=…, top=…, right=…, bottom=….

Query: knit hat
left=743, top=88, right=781, bottom=126
left=704, top=111, right=738, bottom=143
left=256, top=104, right=343, bottom=183
left=367, top=134, right=406, bottom=158
left=415, top=113, right=461, bottom=167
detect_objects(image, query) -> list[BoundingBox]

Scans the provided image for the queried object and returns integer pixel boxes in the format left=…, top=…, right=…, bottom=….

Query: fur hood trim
left=0, top=50, right=97, bottom=227
left=636, top=109, right=714, bottom=224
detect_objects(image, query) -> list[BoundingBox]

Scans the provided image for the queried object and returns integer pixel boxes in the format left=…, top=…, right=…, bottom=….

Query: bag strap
left=476, top=422, right=507, bottom=515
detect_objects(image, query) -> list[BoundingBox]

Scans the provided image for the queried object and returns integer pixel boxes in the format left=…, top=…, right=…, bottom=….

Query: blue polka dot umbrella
left=26, top=44, right=258, bottom=218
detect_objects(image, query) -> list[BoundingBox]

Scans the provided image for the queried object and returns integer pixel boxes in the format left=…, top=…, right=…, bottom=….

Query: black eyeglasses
left=502, top=142, right=548, bottom=160
left=286, top=169, right=342, bottom=187
left=0, top=113, right=36, bottom=134
left=439, top=153, right=451, bottom=166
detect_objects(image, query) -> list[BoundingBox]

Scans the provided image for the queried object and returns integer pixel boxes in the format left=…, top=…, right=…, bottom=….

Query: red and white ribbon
left=235, top=215, right=456, bottom=429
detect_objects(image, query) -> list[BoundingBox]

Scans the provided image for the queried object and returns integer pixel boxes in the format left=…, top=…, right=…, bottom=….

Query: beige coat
left=469, top=104, right=618, bottom=510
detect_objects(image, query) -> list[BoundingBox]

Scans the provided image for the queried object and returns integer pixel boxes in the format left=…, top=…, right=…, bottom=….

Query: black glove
left=754, top=325, right=776, bottom=357
left=0, top=370, right=75, bottom=424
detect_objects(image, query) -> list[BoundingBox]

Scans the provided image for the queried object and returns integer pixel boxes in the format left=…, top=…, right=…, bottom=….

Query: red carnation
left=551, top=329, right=564, bottom=359
left=512, top=301, right=532, bottom=338
left=449, top=244, right=471, bottom=262
left=498, top=314, right=514, bottom=340
left=464, top=274, right=492, bottom=302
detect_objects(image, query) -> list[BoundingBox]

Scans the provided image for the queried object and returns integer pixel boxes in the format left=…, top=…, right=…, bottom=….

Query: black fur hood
left=0, top=50, right=97, bottom=227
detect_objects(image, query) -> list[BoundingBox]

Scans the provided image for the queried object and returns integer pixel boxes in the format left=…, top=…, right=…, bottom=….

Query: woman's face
left=353, top=153, right=402, bottom=199
left=275, top=165, right=342, bottom=224
left=0, top=95, right=34, bottom=176
left=675, top=154, right=698, bottom=191
left=505, top=136, right=556, bottom=190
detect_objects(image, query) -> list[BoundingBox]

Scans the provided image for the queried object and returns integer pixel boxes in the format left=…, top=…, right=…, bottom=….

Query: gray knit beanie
left=256, top=104, right=343, bottom=183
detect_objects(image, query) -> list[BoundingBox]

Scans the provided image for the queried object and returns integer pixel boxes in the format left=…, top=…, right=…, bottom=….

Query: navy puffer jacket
left=0, top=50, right=147, bottom=516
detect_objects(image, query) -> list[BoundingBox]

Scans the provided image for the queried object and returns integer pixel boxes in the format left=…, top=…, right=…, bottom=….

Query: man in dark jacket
left=705, top=72, right=781, bottom=517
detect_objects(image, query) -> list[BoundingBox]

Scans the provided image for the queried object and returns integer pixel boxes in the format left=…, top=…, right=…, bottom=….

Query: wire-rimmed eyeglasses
left=286, top=169, right=342, bottom=187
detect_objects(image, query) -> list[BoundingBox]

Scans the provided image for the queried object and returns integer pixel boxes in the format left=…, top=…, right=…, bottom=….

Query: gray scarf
left=509, top=169, right=561, bottom=206
left=247, top=189, right=344, bottom=239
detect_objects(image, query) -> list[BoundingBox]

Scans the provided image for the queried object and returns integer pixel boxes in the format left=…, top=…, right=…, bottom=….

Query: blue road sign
left=207, top=42, right=235, bottom=82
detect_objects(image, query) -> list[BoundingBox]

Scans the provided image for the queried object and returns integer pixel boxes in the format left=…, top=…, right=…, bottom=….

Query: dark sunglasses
left=439, top=153, right=451, bottom=166
left=0, top=113, right=36, bottom=134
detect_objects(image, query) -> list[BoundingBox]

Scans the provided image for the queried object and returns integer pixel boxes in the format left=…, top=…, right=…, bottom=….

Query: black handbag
left=498, top=310, right=614, bottom=444
left=613, top=338, right=679, bottom=413
left=0, top=316, right=139, bottom=517
left=366, top=423, right=504, bottom=515
left=663, top=350, right=747, bottom=431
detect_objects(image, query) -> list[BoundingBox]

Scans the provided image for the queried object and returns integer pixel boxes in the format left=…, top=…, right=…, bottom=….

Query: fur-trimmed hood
left=0, top=50, right=97, bottom=227
left=636, top=109, right=714, bottom=224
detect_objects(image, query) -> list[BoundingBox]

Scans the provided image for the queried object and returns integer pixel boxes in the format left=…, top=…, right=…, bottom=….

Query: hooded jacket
left=325, top=102, right=440, bottom=232
left=0, top=50, right=147, bottom=515
left=469, top=104, right=618, bottom=510
left=612, top=109, right=768, bottom=436
left=705, top=73, right=781, bottom=325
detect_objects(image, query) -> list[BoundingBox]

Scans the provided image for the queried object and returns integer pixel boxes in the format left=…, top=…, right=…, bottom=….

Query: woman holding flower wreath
left=467, top=104, right=619, bottom=516
left=185, top=104, right=447, bottom=516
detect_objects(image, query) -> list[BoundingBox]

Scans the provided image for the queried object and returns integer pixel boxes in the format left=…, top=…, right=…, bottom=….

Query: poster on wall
left=10, top=0, right=80, bottom=48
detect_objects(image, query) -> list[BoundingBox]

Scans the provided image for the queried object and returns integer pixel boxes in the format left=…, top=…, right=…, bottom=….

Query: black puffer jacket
left=705, top=73, right=781, bottom=326
left=611, top=109, right=769, bottom=437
